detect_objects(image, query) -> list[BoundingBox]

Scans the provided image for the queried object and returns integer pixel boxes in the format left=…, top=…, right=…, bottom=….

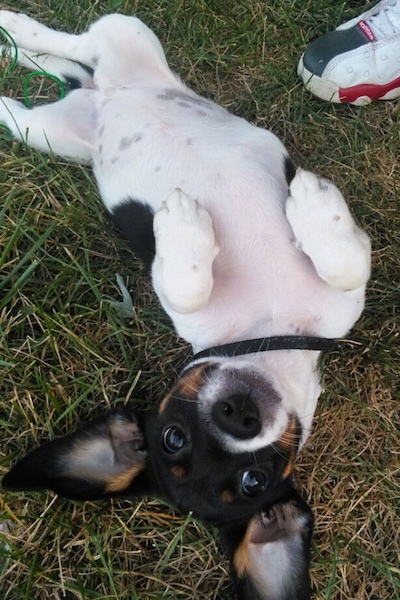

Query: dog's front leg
left=152, top=189, right=219, bottom=314
left=286, top=169, right=371, bottom=291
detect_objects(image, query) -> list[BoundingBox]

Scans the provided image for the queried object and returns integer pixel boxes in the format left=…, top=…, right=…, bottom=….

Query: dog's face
left=3, top=362, right=313, bottom=599
left=146, top=362, right=301, bottom=524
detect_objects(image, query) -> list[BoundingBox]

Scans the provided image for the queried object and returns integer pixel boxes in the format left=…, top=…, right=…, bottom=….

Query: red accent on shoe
left=358, top=20, right=376, bottom=42
left=339, top=76, right=400, bottom=102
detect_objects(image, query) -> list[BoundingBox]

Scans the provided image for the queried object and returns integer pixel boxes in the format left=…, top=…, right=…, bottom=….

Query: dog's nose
left=211, top=395, right=261, bottom=439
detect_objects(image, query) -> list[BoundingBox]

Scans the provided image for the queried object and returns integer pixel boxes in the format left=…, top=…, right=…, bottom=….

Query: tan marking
left=158, top=390, right=173, bottom=415
left=106, top=462, right=144, bottom=493
left=276, top=415, right=298, bottom=450
left=275, top=415, right=300, bottom=479
left=170, top=465, right=186, bottom=478
left=158, top=362, right=214, bottom=415
left=233, top=516, right=256, bottom=577
left=281, top=455, right=295, bottom=479
left=221, top=489, right=234, bottom=504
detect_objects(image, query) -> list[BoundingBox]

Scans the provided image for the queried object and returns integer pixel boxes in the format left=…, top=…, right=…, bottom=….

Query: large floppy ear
left=2, top=407, right=153, bottom=501
left=220, top=486, right=314, bottom=600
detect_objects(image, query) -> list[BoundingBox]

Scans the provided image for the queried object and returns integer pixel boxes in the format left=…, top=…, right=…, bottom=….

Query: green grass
left=0, top=0, right=399, bottom=598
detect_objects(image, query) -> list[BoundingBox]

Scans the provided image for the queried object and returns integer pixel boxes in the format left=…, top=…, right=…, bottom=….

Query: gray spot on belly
left=119, top=137, right=133, bottom=150
left=156, top=88, right=213, bottom=108
left=119, top=134, right=143, bottom=150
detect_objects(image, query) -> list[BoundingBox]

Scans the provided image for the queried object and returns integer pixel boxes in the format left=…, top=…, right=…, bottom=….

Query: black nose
left=211, top=395, right=261, bottom=439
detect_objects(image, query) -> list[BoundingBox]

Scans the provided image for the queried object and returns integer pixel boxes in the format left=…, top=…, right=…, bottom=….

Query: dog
left=0, top=12, right=371, bottom=600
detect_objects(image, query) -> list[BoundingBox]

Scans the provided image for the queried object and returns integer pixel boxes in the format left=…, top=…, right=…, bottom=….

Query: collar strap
left=193, top=335, right=336, bottom=361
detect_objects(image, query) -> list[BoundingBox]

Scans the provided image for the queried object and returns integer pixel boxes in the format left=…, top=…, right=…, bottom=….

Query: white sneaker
left=298, top=0, right=400, bottom=104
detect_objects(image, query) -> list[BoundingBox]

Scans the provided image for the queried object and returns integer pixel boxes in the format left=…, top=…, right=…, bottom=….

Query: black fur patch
left=111, top=199, right=155, bottom=270
left=63, top=75, right=84, bottom=90
left=284, top=155, right=296, bottom=186
left=63, top=64, right=94, bottom=89
left=77, top=62, right=94, bottom=76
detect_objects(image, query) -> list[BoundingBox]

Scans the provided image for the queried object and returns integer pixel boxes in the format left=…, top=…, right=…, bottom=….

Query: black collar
left=192, top=335, right=336, bottom=361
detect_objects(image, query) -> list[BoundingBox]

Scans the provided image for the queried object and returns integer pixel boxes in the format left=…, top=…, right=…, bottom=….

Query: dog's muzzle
left=211, top=394, right=261, bottom=440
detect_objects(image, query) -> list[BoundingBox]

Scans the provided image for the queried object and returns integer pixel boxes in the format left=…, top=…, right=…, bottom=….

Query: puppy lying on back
left=0, top=11, right=370, bottom=599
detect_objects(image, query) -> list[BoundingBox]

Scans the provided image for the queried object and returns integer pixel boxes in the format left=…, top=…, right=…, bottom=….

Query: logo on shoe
left=358, top=20, right=376, bottom=42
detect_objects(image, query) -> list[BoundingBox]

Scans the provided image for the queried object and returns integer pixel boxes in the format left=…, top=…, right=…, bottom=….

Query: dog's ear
left=2, top=407, right=154, bottom=501
left=220, top=487, right=314, bottom=600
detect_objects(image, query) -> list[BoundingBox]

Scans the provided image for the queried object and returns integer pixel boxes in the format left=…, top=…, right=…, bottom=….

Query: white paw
left=153, top=189, right=219, bottom=313
left=286, top=169, right=370, bottom=290
left=287, top=169, right=353, bottom=233
left=154, top=188, right=217, bottom=259
left=0, top=11, right=47, bottom=50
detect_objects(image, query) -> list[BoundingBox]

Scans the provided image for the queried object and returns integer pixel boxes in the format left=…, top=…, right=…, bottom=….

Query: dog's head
left=3, top=361, right=313, bottom=599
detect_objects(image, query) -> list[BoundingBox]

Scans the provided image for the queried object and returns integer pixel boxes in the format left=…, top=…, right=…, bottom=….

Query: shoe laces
left=366, top=0, right=400, bottom=39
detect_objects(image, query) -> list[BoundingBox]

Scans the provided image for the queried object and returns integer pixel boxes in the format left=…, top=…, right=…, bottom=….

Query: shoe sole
left=298, top=54, right=400, bottom=105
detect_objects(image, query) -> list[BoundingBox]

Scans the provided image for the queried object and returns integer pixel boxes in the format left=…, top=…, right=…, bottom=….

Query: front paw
left=152, top=189, right=219, bottom=314
left=286, top=169, right=353, bottom=246
left=286, top=169, right=370, bottom=290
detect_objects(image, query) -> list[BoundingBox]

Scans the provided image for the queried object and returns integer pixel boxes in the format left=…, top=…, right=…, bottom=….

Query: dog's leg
left=286, top=169, right=371, bottom=291
left=0, top=92, right=95, bottom=161
left=152, top=189, right=219, bottom=314
left=0, top=44, right=94, bottom=87
left=0, top=12, right=94, bottom=66
left=0, top=12, right=174, bottom=86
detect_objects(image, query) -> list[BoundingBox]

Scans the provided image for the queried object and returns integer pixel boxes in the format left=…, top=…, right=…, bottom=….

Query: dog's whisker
left=271, top=443, right=290, bottom=460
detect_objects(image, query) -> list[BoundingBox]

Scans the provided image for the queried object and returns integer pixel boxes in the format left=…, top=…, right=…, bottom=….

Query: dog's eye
left=241, top=470, right=268, bottom=496
left=163, top=426, right=187, bottom=454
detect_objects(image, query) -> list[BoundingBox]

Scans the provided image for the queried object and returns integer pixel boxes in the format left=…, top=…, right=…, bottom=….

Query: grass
left=0, top=0, right=399, bottom=598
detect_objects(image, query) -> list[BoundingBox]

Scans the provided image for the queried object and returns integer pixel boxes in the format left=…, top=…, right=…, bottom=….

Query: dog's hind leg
left=286, top=169, right=371, bottom=291
left=0, top=45, right=94, bottom=88
left=152, top=189, right=219, bottom=314
left=0, top=12, right=176, bottom=86
left=0, top=91, right=95, bottom=161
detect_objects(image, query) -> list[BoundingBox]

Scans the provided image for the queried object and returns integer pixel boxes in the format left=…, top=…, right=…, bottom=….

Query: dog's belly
left=91, top=86, right=288, bottom=210
left=90, top=86, right=364, bottom=351
left=170, top=247, right=365, bottom=352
